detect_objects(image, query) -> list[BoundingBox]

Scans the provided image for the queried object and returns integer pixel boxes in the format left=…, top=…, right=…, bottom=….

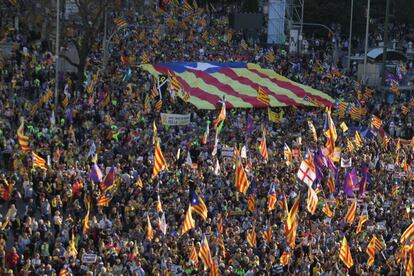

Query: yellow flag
left=340, top=122, right=348, bottom=132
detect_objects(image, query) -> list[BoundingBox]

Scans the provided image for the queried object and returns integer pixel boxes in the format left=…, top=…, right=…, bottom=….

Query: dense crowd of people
left=0, top=1, right=413, bottom=275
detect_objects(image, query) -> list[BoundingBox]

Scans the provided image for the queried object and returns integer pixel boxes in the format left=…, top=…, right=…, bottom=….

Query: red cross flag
left=297, top=160, right=316, bottom=186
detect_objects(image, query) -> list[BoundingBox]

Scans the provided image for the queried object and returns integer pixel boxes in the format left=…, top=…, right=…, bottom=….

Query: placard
left=82, top=254, right=97, bottom=263
left=160, top=113, right=191, bottom=126
left=221, top=147, right=234, bottom=157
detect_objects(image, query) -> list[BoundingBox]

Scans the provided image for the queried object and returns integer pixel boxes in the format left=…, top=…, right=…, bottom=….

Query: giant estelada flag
left=141, top=62, right=334, bottom=110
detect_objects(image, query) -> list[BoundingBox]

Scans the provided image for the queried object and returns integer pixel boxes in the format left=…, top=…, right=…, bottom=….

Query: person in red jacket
left=6, top=247, right=19, bottom=273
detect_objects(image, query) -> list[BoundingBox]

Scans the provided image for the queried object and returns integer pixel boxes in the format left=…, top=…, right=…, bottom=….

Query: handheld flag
left=181, top=205, right=195, bottom=235
left=199, top=235, right=213, bottom=269
left=152, top=141, right=168, bottom=178
left=32, top=152, right=47, bottom=170
left=306, top=186, right=318, bottom=215
left=213, top=100, right=226, bottom=129
left=17, top=119, right=30, bottom=152
left=345, top=200, right=357, bottom=224
left=267, top=183, right=277, bottom=211
left=146, top=215, right=153, bottom=241
left=234, top=156, right=250, bottom=193
left=191, top=191, right=208, bottom=220
left=259, top=128, right=268, bottom=161
left=356, top=214, right=368, bottom=234
left=339, top=237, right=354, bottom=269
left=246, top=228, right=257, bottom=248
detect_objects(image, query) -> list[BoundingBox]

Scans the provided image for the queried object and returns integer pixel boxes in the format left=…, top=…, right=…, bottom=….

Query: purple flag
left=246, top=115, right=254, bottom=134
left=344, top=167, right=358, bottom=197
left=359, top=162, right=368, bottom=195
left=89, top=163, right=103, bottom=184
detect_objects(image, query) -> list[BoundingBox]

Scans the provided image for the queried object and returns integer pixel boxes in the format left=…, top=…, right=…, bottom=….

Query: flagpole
left=362, top=0, right=371, bottom=84
left=55, top=0, right=60, bottom=109
left=347, top=0, right=354, bottom=72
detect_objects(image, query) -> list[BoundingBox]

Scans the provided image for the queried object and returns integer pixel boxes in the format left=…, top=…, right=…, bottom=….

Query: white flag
left=158, top=213, right=167, bottom=235
left=186, top=151, right=193, bottom=166
left=214, top=159, right=220, bottom=175
left=212, top=131, right=219, bottom=156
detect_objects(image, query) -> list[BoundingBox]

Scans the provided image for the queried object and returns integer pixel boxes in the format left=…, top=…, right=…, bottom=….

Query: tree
left=59, top=0, right=112, bottom=90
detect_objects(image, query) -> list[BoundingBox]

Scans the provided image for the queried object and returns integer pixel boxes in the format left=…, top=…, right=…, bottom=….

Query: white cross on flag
left=297, top=160, right=316, bottom=186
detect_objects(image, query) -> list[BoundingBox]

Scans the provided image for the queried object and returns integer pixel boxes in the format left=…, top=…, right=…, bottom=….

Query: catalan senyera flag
left=156, top=194, right=163, bottom=213
left=396, top=138, right=401, bottom=152
left=146, top=215, right=153, bottom=241
left=113, top=16, right=128, bottom=28
left=189, top=243, right=199, bottom=266
left=136, top=176, right=143, bottom=189
left=82, top=195, right=91, bottom=234
left=345, top=200, right=357, bottom=224
left=280, top=251, right=290, bottom=266
left=356, top=214, right=368, bottom=234
left=401, top=221, right=414, bottom=244
left=191, top=191, right=208, bottom=220
left=285, top=219, right=297, bottom=249
left=339, top=237, right=354, bottom=269
left=182, top=0, right=193, bottom=12
left=248, top=193, right=255, bottom=213
left=322, top=201, right=333, bottom=218
left=262, top=221, right=273, bottom=243
left=366, top=235, right=385, bottom=267
left=259, top=128, right=268, bottom=161
left=69, top=232, right=78, bottom=256
left=371, top=115, right=383, bottom=129
left=306, top=186, right=318, bottom=215
left=234, top=157, right=250, bottom=194
left=405, top=247, right=414, bottom=276
left=327, top=175, right=336, bottom=193
left=97, top=190, right=113, bottom=207
left=287, top=195, right=300, bottom=229
left=217, top=215, right=224, bottom=235
left=141, top=62, right=334, bottom=110
left=246, top=228, right=257, bottom=248
left=152, top=141, right=168, bottom=178
left=181, top=205, right=195, bottom=235
left=213, top=101, right=226, bottom=129
left=199, top=235, right=213, bottom=269
left=267, top=184, right=277, bottom=211
left=17, top=120, right=30, bottom=152
left=257, top=86, right=270, bottom=106
left=32, top=152, right=47, bottom=170
left=354, top=131, right=363, bottom=148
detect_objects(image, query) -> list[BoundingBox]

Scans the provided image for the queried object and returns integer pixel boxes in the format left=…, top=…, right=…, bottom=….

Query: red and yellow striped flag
left=345, top=200, right=357, bottom=224
left=17, top=119, right=31, bottom=152
left=32, top=152, right=46, bottom=169
left=246, top=228, right=257, bottom=248
left=152, top=141, right=168, bottom=178
left=213, top=101, right=226, bottom=129
left=257, top=86, right=270, bottom=106
left=156, top=194, right=163, bottom=213
left=136, top=176, right=143, bottom=189
left=280, top=251, right=290, bottom=266
left=234, top=158, right=250, bottom=194
left=287, top=195, right=300, bottom=229
left=306, top=186, right=318, bottom=215
left=146, top=215, right=153, bottom=241
left=356, top=214, right=368, bottom=234
left=259, top=128, right=268, bottom=161
left=199, top=235, right=213, bottom=269
left=366, top=235, right=385, bottom=267
left=322, top=201, right=333, bottom=218
left=82, top=195, right=91, bottom=234
left=339, top=237, right=354, bottom=269
left=181, top=205, right=195, bottom=235
left=327, top=176, right=336, bottom=193
left=371, top=115, right=383, bottom=129
left=210, top=258, right=219, bottom=276
left=154, top=100, right=162, bottom=112
left=248, top=194, right=255, bottom=213
left=285, top=219, right=297, bottom=249
left=401, top=221, right=414, bottom=244
left=262, top=222, right=272, bottom=243
left=354, top=131, right=363, bottom=148
left=189, top=243, right=199, bottom=265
